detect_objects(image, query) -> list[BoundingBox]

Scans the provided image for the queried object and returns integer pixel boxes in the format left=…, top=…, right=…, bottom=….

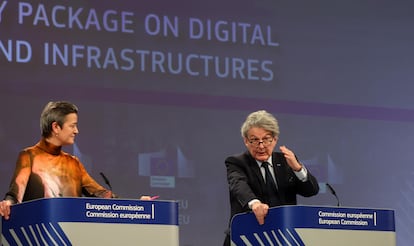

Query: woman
left=0, top=101, right=114, bottom=219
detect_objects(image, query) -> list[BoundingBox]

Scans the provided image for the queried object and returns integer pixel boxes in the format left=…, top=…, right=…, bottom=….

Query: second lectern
left=231, top=205, right=395, bottom=246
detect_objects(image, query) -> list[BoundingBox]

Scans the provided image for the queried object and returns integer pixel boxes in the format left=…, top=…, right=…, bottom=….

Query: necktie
left=262, top=162, right=278, bottom=206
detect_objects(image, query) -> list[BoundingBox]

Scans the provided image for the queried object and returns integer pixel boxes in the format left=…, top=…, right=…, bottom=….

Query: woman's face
left=55, top=113, right=79, bottom=145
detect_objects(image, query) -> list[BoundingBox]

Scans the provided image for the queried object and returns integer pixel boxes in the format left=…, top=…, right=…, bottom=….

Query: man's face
left=244, top=127, right=277, bottom=162
left=57, top=113, right=79, bottom=145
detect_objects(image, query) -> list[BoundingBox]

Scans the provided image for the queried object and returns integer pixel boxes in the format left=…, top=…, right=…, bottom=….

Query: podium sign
left=231, top=205, right=395, bottom=246
left=1, top=197, right=179, bottom=245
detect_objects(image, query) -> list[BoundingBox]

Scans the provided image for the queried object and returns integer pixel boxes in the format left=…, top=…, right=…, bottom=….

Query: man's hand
left=251, top=201, right=269, bottom=225
left=280, top=145, right=302, bottom=171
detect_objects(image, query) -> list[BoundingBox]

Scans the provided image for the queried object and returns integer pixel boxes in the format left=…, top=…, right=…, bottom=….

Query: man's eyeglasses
left=248, top=136, right=274, bottom=146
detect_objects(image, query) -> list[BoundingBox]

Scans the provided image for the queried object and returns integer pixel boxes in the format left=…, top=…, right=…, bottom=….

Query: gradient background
left=1, top=0, right=413, bottom=245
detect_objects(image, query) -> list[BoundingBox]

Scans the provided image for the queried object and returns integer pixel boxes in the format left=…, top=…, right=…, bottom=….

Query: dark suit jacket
left=225, top=151, right=319, bottom=222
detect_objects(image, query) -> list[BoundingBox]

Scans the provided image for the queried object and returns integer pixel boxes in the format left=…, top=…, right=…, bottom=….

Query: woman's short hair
left=40, top=101, right=78, bottom=138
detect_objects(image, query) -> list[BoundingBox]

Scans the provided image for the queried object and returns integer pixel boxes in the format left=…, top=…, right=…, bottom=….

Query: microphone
left=100, top=172, right=113, bottom=191
left=326, top=183, right=340, bottom=207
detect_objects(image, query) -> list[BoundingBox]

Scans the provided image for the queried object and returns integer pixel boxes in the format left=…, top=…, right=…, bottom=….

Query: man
left=224, top=110, right=319, bottom=245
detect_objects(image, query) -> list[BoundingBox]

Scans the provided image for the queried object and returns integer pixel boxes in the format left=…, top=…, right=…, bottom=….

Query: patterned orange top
left=5, top=138, right=113, bottom=203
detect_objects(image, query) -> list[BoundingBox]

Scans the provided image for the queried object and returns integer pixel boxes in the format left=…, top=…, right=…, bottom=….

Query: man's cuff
left=248, top=199, right=261, bottom=209
left=294, top=165, right=308, bottom=182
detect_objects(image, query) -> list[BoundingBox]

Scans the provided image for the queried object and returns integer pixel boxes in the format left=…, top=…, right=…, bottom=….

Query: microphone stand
left=326, top=183, right=340, bottom=207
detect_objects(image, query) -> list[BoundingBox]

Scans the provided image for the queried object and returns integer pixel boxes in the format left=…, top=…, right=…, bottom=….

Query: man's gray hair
left=241, top=110, right=280, bottom=138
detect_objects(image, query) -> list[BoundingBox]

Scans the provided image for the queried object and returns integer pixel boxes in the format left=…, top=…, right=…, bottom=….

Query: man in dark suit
left=223, top=110, right=319, bottom=246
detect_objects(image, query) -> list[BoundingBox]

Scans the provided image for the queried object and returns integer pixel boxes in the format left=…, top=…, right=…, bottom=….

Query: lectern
left=231, top=205, right=395, bottom=246
left=1, top=197, right=179, bottom=245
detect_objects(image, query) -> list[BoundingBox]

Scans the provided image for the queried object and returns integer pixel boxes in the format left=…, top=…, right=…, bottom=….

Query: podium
left=1, top=197, right=179, bottom=246
left=231, top=205, right=395, bottom=246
